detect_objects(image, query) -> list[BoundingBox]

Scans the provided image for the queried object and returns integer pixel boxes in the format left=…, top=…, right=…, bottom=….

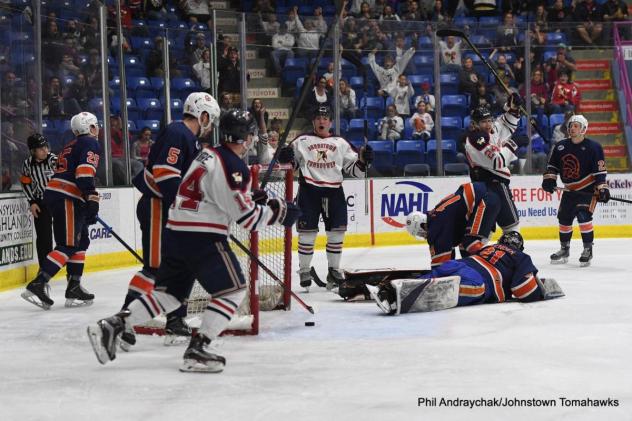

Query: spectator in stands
left=549, top=70, right=580, bottom=114
left=393, top=33, right=416, bottom=73
left=146, top=37, right=181, bottom=78
left=103, top=115, right=144, bottom=185
left=132, top=127, right=153, bottom=165
left=144, top=0, right=167, bottom=20
left=323, top=62, right=337, bottom=89
left=64, top=73, right=92, bottom=116
left=459, top=57, right=482, bottom=96
left=429, top=0, right=449, bottom=26
left=368, top=47, right=415, bottom=96
left=109, top=28, right=132, bottom=56
left=219, top=92, right=233, bottom=119
left=388, top=74, right=415, bottom=117
left=496, top=12, right=519, bottom=52
left=1, top=72, right=25, bottom=116
left=270, top=23, right=295, bottom=77
left=307, top=6, right=328, bottom=36
left=43, top=77, right=64, bottom=119
left=378, top=4, right=401, bottom=33
left=414, top=81, right=436, bottom=114
left=520, top=68, right=548, bottom=121
left=490, top=71, right=518, bottom=113
left=544, top=44, right=577, bottom=86
left=252, top=0, right=275, bottom=14
left=258, top=12, right=281, bottom=44
left=193, top=48, right=211, bottom=91
left=534, top=4, right=549, bottom=31
left=249, top=98, right=269, bottom=129
left=190, top=32, right=208, bottom=65
left=269, top=117, right=283, bottom=137
left=469, top=82, right=494, bottom=112
left=42, top=19, right=64, bottom=68
left=81, top=16, right=100, bottom=51
left=218, top=47, right=242, bottom=95
left=402, top=0, right=427, bottom=21
left=292, top=14, right=323, bottom=60
left=267, top=130, right=279, bottom=151
left=551, top=110, right=574, bottom=144
left=81, top=49, right=102, bottom=92
left=339, top=79, right=358, bottom=120
left=574, top=0, right=605, bottom=46
left=356, top=1, right=375, bottom=25
left=410, top=101, right=434, bottom=141
left=439, top=35, right=462, bottom=70
left=63, top=19, right=82, bottom=50
left=180, top=0, right=211, bottom=27
left=217, top=34, right=234, bottom=63
left=548, top=0, right=572, bottom=30
left=378, top=104, right=404, bottom=142
left=603, top=0, right=630, bottom=40
left=303, top=76, right=332, bottom=118
left=59, top=53, right=81, bottom=79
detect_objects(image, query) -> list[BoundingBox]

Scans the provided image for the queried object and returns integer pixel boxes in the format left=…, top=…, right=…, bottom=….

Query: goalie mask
left=405, top=211, right=428, bottom=240
left=498, top=231, right=524, bottom=251
left=567, top=114, right=588, bottom=136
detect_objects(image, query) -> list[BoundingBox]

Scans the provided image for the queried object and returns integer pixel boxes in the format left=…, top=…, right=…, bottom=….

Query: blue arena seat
left=137, top=98, right=164, bottom=120
left=427, top=139, right=458, bottom=170
left=368, top=140, right=395, bottom=174
left=395, top=140, right=426, bottom=171
left=359, top=96, right=385, bottom=119
left=439, top=72, right=459, bottom=95
left=440, top=117, right=463, bottom=141
left=441, top=95, right=468, bottom=118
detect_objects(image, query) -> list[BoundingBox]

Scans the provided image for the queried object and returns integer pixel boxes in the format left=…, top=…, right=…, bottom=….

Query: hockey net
left=134, top=164, right=293, bottom=336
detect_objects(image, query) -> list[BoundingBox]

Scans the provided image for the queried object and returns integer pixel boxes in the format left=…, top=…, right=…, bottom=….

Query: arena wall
left=2, top=175, right=631, bottom=291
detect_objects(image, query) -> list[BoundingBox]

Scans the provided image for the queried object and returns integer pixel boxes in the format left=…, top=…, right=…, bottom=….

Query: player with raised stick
left=276, top=105, right=374, bottom=291
left=465, top=99, right=522, bottom=234
left=542, top=114, right=609, bottom=267
left=21, top=112, right=101, bottom=309
left=87, top=109, right=301, bottom=372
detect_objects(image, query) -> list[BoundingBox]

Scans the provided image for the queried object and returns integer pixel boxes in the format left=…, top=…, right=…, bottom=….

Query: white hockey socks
left=325, top=231, right=344, bottom=270
left=198, top=289, right=246, bottom=340
left=126, top=290, right=182, bottom=327
left=298, top=231, right=317, bottom=272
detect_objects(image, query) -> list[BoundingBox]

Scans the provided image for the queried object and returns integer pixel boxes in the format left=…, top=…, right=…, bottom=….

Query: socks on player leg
left=325, top=231, right=344, bottom=270
left=298, top=231, right=317, bottom=272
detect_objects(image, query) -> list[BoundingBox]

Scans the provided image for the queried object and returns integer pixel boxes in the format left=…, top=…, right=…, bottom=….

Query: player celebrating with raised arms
left=542, top=114, right=609, bottom=267
left=87, top=109, right=300, bottom=373
left=465, top=95, right=522, bottom=233
left=277, top=105, right=374, bottom=291
left=21, top=112, right=101, bottom=309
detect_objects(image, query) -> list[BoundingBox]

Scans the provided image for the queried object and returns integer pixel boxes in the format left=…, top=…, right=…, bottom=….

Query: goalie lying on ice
left=366, top=232, right=564, bottom=315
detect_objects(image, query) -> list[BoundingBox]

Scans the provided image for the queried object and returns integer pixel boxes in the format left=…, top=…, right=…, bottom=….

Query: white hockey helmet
left=183, top=92, right=220, bottom=136
left=70, top=111, right=99, bottom=136
left=405, top=211, right=428, bottom=240
left=567, top=114, right=588, bottom=135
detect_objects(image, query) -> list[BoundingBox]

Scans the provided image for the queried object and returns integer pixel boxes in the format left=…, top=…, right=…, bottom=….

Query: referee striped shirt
left=20, top=153, right=58, bottom=204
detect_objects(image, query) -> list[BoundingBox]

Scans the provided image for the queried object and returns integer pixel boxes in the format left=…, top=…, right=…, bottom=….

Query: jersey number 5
left=178, top=167, right=206, bottom=211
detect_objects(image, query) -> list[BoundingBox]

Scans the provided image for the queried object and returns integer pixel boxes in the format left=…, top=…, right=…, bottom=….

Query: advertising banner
left=0, top=194, right=35, bottom=269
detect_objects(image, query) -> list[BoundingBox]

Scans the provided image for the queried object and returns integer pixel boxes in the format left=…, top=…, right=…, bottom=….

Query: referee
left=20, top=133, right=57, bottom=267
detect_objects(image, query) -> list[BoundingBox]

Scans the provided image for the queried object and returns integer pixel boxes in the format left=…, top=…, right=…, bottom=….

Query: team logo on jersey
left=557, top=145, right=565, bottom=151
left=231, top=172, right=243, bottom=184
left=316, top=150, right=328, bottom=162
left=476, top=136, right=486, bottom=146
left=380, top=181, right=433, bottom=228
left=561, top=154, right=580, bottom=179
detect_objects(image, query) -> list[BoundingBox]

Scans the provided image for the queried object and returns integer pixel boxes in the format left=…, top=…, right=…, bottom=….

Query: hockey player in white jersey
left=87, top=109, right=301, bottom=372
left=277, top=105, right=373, bottom=291
left=465, top=94, right=522, bottom=233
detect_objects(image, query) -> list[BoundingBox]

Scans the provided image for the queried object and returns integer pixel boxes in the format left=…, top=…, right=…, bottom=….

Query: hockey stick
left=435, top=29, right=549, bottom=143
left=97, top=216, right=143, bottom=263
left=363, top=74, right=370, bottom=215
left=260, top=0, right=348, bottom=190
left=554, top=187, right=632, bottom=204
left=229, top=234, right=315, bottom=314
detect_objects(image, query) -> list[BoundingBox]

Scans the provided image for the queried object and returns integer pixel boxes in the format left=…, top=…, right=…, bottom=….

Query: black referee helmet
left=27, top=133, right=48, bottom=150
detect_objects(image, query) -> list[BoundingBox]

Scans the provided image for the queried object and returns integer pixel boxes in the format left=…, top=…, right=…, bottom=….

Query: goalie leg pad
left=392, top=276, right=461, bottom=314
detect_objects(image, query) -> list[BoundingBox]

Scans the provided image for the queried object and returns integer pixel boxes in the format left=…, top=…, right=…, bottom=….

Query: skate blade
left=164, top=334, right=190, bottom=346
left=86, top=325, right=111, bottom=365
left=366, top=285, right=392, bottom=315
left=65, top=298, right=94, bottom=308
left=550, top=258, right=568, bottom=265
left=179, top=358, right=225, bottom=373
left=580, top=261, right=591, bottom=268
left=21, top=291, right=52, bottom=310
left=301, top=285, right=310, bottom=293
left=119, top=340, right=133, bottom=352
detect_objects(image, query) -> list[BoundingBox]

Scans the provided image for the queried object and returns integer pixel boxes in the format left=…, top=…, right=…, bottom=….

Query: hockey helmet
left=70, top=112, right=99, bottom=136
left=405, top=211, right=428, bottom=240
left=498, top=231, right=524, bottom=251
left=567, top=114, right=588, bottom=135
left=219, top=108, right=258, bottom=144
left=183, top=92, right=221, bottom=136
left=471, top=106, right=493, bottom=123
left=312, top=104, right=332, bottom=120
left=27, top=133, right=48, bottom=150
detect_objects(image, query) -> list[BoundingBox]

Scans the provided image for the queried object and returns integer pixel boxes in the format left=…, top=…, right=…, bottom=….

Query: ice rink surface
left=1, top=238, right=631, bottom=421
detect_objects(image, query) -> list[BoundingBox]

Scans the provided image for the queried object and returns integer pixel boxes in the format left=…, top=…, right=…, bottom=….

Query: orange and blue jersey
left=545, top=137, right=607, bottom=193
left=44, top=134, right=101, bottom=202
left=133, top=121, right=200, bottom=207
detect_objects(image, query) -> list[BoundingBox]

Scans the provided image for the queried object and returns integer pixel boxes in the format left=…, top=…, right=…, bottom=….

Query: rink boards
left=1, top=174, right=631, bottom=290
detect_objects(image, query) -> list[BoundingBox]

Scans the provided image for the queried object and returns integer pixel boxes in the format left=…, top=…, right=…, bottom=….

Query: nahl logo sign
left=380, top=181, right=432, bottom=228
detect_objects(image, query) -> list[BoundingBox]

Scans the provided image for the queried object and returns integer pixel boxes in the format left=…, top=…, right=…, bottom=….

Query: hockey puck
left=305, top=321, right=315, bottom=327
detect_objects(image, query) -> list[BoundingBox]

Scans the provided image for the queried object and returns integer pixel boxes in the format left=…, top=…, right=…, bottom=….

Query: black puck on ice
left=305, top=321, right=315, bottom=327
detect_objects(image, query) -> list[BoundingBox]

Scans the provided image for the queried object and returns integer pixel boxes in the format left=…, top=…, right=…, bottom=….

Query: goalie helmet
left=183, top=92, right=220, bottom=136
left=405, top=211, right=428, bottom=239
left=27, top=133, right=48, bottom=150
left=498, top=231, right=524, bottom=251
left=219, top=108, right=257, bottom=144
left=70, top=112, right=99, bottom=136
left=471, top=105, right=492, bottom=123
left=567, top=114, right=588, bottom=135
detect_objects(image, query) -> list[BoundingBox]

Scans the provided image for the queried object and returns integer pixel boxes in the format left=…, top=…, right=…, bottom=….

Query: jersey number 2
left=178, top=167, right=206, bottom=211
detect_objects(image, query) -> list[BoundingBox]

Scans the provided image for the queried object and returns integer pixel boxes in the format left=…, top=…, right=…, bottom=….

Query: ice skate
left=366, top=284, right=396, bottom=315
left=180, top=333, right=226, bottom=373
left=21, top=274, right=53, bottom=310
left=119, top=326, right=136, bottom=352
left=65, top=279, right=94, bottom=307
left=164, top=314, right=192, bottom=346
left=326, top=268, right=344, bottom=291
left=299, top=268, right=312, bottom=292
left=87, top=311, right=128, bottom=364
left=579, top=246, right=593, bottom=267
left=550, top=244, right=570, bottom=264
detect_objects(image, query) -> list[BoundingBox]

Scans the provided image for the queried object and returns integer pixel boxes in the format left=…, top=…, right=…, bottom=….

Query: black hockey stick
left=554, top=187, right=632, bottom=204
left=229, top=234, right=315, bottom=314
left=436, top=28, right=549, bottom=142
left=260, top=0, right=348, bottom=190
left=97, top=216, right=143, bottom=263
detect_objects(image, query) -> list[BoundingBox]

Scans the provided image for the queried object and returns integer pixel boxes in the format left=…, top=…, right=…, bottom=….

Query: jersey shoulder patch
left=467, top=130, right=491, bottom=151
left=212, top=146, right=250, bottom=192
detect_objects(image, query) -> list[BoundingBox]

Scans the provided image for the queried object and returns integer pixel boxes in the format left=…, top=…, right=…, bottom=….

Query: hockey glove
left=252, top=189, right=268, bottom=205
left=277, top=146, right=295, bottom=164
left=358, top=144, right=374, bottom=167
left=596, top=184, right=610, bottom=203
left=85, top=192, right=100, bottom=225
left=502, top=137, right=518, bottom=154
left=507, top=93, right=523, bottom=117
left=268, top=198, right=301, bottom=227
left=542, top=177, right=557, bottom=194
